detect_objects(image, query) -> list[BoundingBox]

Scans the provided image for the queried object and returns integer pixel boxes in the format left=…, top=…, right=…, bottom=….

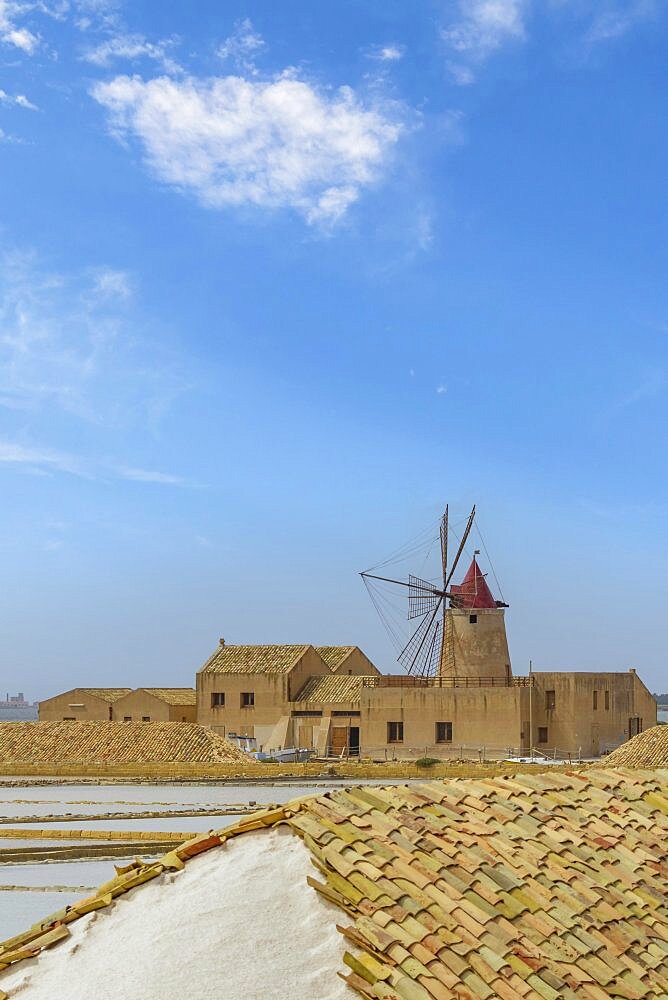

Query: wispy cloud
left=115, top=465, right=186, bottom=485
left=0, top=1, right=39, bottom=53
left=582, top=1, right=656, bottom=43
left=0, top=440, right=188, bottom=485
left=91, top=71, right=404, bottom=226
left=81, top=31, right=181, bottom=72
left=0, top=249, right=188, bottom=427
left=216, top=18, right=265, bottom=74
left=0, top=441, right=84, bottom=476
left=366, top=43, right=405, bottom=62
left=443, top=0, right=529, bottom=81
left=0, top=88, right=37, bottom=110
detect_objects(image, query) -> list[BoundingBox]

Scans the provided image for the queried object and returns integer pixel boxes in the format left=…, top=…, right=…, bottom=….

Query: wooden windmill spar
left=361, top=505, right=506, bottom=678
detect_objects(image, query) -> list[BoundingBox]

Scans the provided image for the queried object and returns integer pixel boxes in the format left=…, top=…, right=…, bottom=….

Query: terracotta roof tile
left=198, top=643, right=310, bottom=675
left=604, top=726, right=668, bottom=768
left=133, top=688, right=197, bottom=706
left=2, top=768, right=668, bottom=998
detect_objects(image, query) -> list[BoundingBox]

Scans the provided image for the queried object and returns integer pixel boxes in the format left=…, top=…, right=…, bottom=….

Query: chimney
left=219, top=637, right=225, bottom=646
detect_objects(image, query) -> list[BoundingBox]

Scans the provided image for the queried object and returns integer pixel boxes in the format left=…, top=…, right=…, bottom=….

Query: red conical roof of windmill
left=449, top=557, right=498, bottom=609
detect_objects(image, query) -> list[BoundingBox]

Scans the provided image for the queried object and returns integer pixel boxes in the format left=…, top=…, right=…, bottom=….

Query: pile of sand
left=604, top=724, right=668, bottom=768
left=0, top=828, right=354, bottom=1000
left=0, top=721, right=249, bottom=765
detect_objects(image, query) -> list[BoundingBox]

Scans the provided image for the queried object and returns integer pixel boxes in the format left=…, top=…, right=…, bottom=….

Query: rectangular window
left=545, top=690, right=556, bottom=710
left=593, top=690, right=598, bottom=710
left=604, top=690, right=610, bottom=711
left=63, top=716, right=76, bottom=720
left=629, top=717, right=643, bottom=738
left=387, top=721, right=404, bottom=743
left=211, top=692, right=225, bottom=708
left=241, top=692, right=255, bottom=708
left=538, top=727, right=548, bottom=744
left=469, top=614, right=478, bottom=624
left=332, top=710, right=361, bottom=717
left=291, top=710, right=323, bottom=718
left=436, top=721, right=453, bottom=743
left=123, top=716, right=132, bottom=722
left=142, top=716, right=150, bottom=722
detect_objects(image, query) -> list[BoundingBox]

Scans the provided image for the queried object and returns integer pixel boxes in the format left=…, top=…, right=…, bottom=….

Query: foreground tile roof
left=316, top=646, right=357, bottom=671
left=133, top=688, right=197, bottom=706
left=199, top=643, right=311, bottom=675
left=295, top=674, right=377, bottom=704
left=0, top=722, right=248, bottom=765
left=2, top=769, right=667, bottom=997
left=605, top=725, right=668, bottom=769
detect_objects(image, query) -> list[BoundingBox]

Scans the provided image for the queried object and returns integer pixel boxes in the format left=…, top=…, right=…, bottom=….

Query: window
left=291, top=710, right=323, bottom=718
left=142, top=716, right=150, bottom=722
left=332, top=710, right=361, bottom=717
left=593, top=690, right=598, bottom=710
left=63, top=716, right=76, bottom=720
left=241, top=692, right=255, bottom=708
left=538, top=727, right=548, bottom=744
left=436, top=721, right=453, bottom=743
left=123, top=716, right=132, bottom=722
left=629, top=717, right=643, bottom=738
left=211, top=692, right=225, bottom=708
left=604, top=690, right=610, bottom=711
left=387, top=721, right=404, bottom=743
left=545, top=690, right=556, bottom=711
left=469, top=614, right=478, bottom=624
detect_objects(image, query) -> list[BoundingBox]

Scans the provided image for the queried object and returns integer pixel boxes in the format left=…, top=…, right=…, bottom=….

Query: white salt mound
left=1, top=828, right=355, bottom=999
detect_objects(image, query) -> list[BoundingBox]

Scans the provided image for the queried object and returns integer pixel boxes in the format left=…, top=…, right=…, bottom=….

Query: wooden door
left=298, top=725, right=313, bottom=749
left=331, top=726, right=348, bottom=756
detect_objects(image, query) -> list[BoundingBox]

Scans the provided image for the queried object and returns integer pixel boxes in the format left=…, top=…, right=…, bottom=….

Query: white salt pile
left=0, top=827, right=355, bottom=999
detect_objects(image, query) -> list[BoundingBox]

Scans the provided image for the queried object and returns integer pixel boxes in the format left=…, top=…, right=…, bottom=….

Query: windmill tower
left=361, top=505, right=512, bottom=682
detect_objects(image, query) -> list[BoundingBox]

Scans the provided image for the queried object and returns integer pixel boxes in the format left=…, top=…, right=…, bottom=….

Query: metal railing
left=361, top=675, right=534, bottom=689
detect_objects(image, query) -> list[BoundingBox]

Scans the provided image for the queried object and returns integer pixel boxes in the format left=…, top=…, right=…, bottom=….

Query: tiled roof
left=316, top=646, right=356, bottom=671
left=3, top=768, right=667, bottom=998
left=605, top=725, right=668, bottom=768
left=295, top=674, right=375, bottom=704
left=199, top=644, right=310, bottom=675
left=0, top=722, right=248, bottom=764
left=134, top=688, right=197, bottom=706
left=77, top=689, right=132, bottom=703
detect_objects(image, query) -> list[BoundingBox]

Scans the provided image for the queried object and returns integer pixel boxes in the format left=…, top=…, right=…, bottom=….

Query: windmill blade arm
left=360, top=572, right=441, bottom=595
left=444, top=505, right=476, bottom=588
left=440, top=505, right=448, bottom=590
left=398, top=596, right=443, bottom=674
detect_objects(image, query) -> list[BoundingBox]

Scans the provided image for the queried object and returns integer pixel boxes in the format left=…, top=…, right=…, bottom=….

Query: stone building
left=38, top=688, right=132, bottom=722
left=112, top=688, right=196, bottom=723
left=195, top=556, right=656, bottom=759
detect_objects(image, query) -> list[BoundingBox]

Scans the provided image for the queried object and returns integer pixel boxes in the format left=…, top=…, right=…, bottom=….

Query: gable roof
left=133, top=688, right=197, bottom=706
left=0, top=722, right=248, bottom=765
left=199, top=644, right=311, bottom=675
left=294, top=674, right=375, bottom=704
left=2, top=767, right=667, bottom=998
left=315, top=646, right=356, bottom=671
left=75, top=688, right=132, bottom=703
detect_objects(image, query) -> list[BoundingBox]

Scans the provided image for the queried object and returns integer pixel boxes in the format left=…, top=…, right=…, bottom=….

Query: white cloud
left=0, top=2, right=39, bottom=52
left=442, top=0, right=530, bottom=81
left=583, top=1, right=656, bottom=43
left=436, top=384, right=448, bottom=394
left=0, top=88, right=37, bottom=110
left=366, top=43, right=405, bottom=62
left=91, top=71, right=404, bottom=225
left=216, top=18, right=265, bottom=73
left=115, top=465, right=185, bottom=485
left=81, top=31, right=181, bottom=72
left=0, top=441, right=84, bottom=476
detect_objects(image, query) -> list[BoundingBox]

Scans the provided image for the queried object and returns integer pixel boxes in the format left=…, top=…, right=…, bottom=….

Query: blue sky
left=1, top=0, right=666, bottom=698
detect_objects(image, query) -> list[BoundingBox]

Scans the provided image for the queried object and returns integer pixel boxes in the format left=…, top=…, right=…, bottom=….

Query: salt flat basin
left=0, top=890, right=85, bottom=942
left=5, top=816, right=241, bottom=834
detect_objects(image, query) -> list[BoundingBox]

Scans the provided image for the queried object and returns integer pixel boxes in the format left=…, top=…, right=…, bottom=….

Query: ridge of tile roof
left=76, top=689, right=133, bottom=703
left=295, top=674, right=376, bottom=704
left=604, top=724, right=668, bottom=768
left=316, top=646, right=356, bottom=671
left=133, top=688, right=197, bottom=706
left=198, top=644, right=311, bottom=675
left=2, top=767, right=667, bottom=998
left=0, top=722, right=248, bottom=765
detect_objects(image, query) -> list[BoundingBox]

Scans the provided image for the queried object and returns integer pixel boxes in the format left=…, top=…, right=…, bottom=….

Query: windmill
left=361, top=505, right=507, bottom=679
